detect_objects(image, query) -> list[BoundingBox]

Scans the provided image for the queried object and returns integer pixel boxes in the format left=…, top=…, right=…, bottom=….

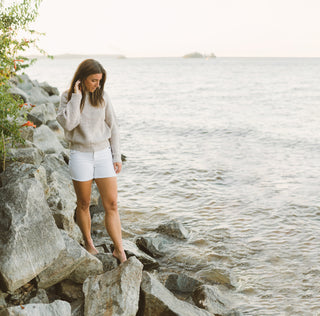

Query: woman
left=57, top=59, right=127, bottom=263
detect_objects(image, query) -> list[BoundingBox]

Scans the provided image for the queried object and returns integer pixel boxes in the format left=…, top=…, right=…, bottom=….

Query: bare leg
left=73, top=180, right=98, bottom=255
left=95, top=177, right=127, bottom=263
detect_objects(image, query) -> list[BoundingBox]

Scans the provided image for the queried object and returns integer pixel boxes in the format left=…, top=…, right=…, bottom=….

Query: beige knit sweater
left=56, top=90, right=121, bottom=162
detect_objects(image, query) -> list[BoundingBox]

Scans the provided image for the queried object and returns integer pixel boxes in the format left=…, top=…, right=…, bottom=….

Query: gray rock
left=0, top=163, right=47, bottom=192
left=192, top=284, right=233, bottom=315
left=27, top=103, right=57, bottom=127
left=121, top=240, right=159, bottom=270
left=95, top=253, right=118, bottom=272
left=68, top=251, right=103, bottom=284
left=28, top=289, right=49, bottom=304
left=48, top=95, right=61, bottom=107
left=46, top=120, right=65, bottom=141
left=135, top=236, right=167, bottom=258
left=0, top=300, right=71, bottom=316
left=39, top=81, right=59, bottom=96
left=165, top=273, right=203, bottom=294
left=0, top=178, right=65, bottom=292
left=37, top=230, right=88, bottom=289
left=139, top=271, right=211, bottom=316
left=27, top=86, right=50, bottom=105
left=41, top=154, right=82, bottom=243
left=8, top=85, right=29, bottom=103
left=83, top=256, right=143, bottom=316
left=156, top=220, right=190, bottom=240
left=15, top=74, right=34, bottom=92
left=6, top=146, right=44, bottom=168
left=33, top=125, right=65, bottom=154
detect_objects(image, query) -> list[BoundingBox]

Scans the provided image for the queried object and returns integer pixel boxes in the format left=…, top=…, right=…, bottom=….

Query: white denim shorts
left=69, top=147, right=116, bottom=182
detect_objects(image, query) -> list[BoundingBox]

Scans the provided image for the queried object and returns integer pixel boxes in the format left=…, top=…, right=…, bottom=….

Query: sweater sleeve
left=56, top=91, right=82, bottom=131
left=105, top=93, right=121, bottom=163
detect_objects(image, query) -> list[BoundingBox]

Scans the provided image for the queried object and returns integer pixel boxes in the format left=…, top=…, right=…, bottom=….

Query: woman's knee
left=104, top=199, right=118, bottom=213
left=77, top=199, right=90, bottom=211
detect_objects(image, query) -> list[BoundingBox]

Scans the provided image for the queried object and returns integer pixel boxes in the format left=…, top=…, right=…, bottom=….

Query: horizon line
left=26, top=53, right=320, bottom=59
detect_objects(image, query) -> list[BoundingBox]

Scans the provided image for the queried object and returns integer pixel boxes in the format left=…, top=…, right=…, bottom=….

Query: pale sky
left=26, top=0, right=320, bottom=57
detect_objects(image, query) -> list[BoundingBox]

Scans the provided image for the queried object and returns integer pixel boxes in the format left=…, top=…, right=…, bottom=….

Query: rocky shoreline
left=0, top=75, right=242, bottom=316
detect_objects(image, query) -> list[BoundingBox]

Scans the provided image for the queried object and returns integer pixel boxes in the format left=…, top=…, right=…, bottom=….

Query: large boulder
left=33, top=125, right=65, bottom=154
left=5, top=142, right=44, bottom=168
left=27, top=86, right=51, bottom=105
left=37, top=230, right=89, bottom=289
left=0, top=178, right=65, bottom=292
left=138, top=272, right=211, bottom=316
left=68, top=251, right=103, bottom=284
left=8, top=85, right=29, bottom=103
left=83, top=256, right=143, bottom=316
left=41, top=154, right=82, bottom=243
left=0, top=300, right=71, bottom=316
left=27, top=103, right=57, bottom=127
left=39, top=81, right=59, bottom=96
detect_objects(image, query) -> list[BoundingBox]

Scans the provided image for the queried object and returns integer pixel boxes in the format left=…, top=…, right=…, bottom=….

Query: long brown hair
left=68, top=59, right=106, bottom=110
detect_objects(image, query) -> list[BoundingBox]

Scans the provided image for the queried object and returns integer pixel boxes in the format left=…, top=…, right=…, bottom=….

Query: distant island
left=183, top=52, right=216, bottom=59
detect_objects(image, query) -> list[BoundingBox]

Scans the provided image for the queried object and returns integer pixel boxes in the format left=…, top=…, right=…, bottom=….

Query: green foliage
left=0, top=0, right=48, bottom=170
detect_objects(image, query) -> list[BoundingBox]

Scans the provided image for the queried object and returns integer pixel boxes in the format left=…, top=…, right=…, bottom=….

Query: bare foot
left=85, top=242, right=99, bottom=255
left=113, top=248, right=127, bottom=263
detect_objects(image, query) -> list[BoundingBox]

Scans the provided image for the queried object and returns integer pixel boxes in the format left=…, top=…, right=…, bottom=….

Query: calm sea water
left=26, top=57, right=320, bottom=315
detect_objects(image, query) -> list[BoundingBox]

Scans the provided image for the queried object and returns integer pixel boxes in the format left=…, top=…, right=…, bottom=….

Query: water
left=26, top=57, right=320, bottom=315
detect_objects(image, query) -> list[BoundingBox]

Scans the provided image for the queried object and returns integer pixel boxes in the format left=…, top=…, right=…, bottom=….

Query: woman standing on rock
left=57, top=59, right=127, bottom=263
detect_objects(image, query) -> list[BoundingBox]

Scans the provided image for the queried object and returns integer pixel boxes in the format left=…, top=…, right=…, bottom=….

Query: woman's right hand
left=74, top=80, right=82, bottom=94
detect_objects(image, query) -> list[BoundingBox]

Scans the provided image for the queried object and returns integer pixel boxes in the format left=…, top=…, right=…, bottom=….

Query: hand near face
left=74, top=80, right=82, bottom=94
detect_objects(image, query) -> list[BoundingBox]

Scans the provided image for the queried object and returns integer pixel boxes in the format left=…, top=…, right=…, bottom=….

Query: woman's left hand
left=113, top=162, right=122, bottom=174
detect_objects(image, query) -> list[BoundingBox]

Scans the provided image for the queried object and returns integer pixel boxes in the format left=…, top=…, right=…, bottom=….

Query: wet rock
left=165, top=273, right=203, bottom=294
left=27, top=103, right=57, bottom=127
left=192, top=284, right=234, bottom=315
left=28, top=288, right=49, bottom=304
left=135, top=235, right=167, bottom=258
left=202, top=269, right=233, bottom=288
left=83, top=256, right=143, bottom=316
left=138, top=271, right=211, bottom=316
left=68, top=251, right=103, bottom=284
left=0, top=177, right=65, bottom=292
left=37, top=230, right=89, bottom=289
left=58, top=280, right=84, bottom=302
left=0, top=300, right=71, bottom=316
left=118, top=240, right=159, bottom=270
left=95, top=253, right=118, bottom=272
left=156, top=219, right=190, bottom=240
left=33, top=124, right=65, bottom=154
